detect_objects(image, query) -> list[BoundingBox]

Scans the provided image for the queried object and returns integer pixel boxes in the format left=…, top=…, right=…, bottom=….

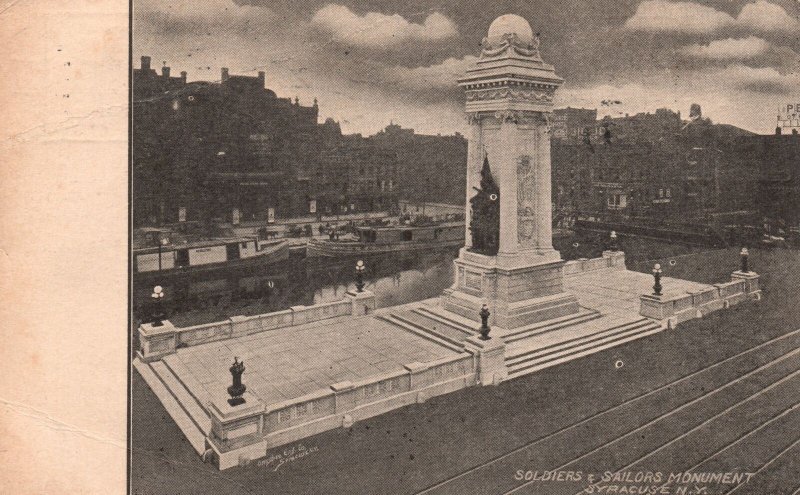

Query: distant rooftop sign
left=778, top=103, right=800, bottom=129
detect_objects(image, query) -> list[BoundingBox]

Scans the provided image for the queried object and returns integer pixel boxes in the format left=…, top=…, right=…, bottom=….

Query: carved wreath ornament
left=466, top=88, right=554, bottom=103
left=480, top=32, right=542, bottom=60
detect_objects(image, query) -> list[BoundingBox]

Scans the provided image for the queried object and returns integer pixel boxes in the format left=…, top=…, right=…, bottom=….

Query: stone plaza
left=133, top=14, right=762, bottom=470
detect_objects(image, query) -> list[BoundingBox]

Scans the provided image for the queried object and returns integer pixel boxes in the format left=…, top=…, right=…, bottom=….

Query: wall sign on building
left=178, top=206, right=187, bottom=222
left=309, top=200, right=317, bottom=214
left=267, top=207, right=275, bottom=224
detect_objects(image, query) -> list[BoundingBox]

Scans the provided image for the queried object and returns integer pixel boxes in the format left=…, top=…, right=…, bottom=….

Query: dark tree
left=469, top=156, right=500, bottom=255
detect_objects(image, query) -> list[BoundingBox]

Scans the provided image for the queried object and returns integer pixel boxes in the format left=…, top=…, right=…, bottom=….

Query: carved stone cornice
left=492, top=110, right=550, bottom=126
left=465, top=87, right=555, bottom=104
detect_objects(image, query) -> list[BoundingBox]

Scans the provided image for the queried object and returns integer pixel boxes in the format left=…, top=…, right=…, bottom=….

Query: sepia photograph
left=128, top=1, right=800, bottom=493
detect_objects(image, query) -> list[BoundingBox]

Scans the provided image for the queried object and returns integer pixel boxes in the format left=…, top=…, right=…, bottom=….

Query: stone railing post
left=602, top=250, right=626, bottom=269
left=345, top=289, right=376, bottom=316
left=731, top=270, right=761, bottom=300
left=463, top=335, right=507, bottom=385
left=137, top=320, right=177, bottom=362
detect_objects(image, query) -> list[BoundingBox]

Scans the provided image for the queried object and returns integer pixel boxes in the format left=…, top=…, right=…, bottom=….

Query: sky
left=133, top=0, right=800, bottom=135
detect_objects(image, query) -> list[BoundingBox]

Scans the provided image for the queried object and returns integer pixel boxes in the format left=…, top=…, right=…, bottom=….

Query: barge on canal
left=306, top=221, right=464, bottom=258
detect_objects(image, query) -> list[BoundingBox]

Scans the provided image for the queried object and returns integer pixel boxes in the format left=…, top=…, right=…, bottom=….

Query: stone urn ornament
left=227, top=357, right=247, bottom=406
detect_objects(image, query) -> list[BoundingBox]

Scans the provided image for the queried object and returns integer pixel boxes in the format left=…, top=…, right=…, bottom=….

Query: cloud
left=310, top=4, right=457, bottom=48
left=737, top=0, right=800, bottom=32
left=383, top=56, right=477, bottom=90
left=135, top=0, right=278, bottom=35
left=718, top=64, right=800, bottom=94
left=558, top=62, right=800, bottom=133
left=680, top=36, right=771, bottom=60
left=624, top=1, right=735, bottom=34
left=624, top=0, right=799, bottom=34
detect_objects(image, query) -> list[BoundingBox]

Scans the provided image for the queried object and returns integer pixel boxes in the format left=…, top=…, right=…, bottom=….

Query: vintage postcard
left=129, top=1, right=800, bottom=494
left=4, top=0, right=800, bottom=493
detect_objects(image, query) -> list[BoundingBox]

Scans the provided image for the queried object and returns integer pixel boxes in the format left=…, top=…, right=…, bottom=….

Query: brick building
left=754, top=133, right=800, bottom=226
left=133, top=57, right=399, bottom=227
left=371, top=123, right=467, bottom=205
left=551, top=107, right=759, bottom=226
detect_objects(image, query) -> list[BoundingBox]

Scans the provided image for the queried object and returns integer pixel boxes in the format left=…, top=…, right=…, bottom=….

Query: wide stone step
left=503, top=308, right=603, bottom=344
left=161, top=354, right=214, bottom=414
left=413, top=306, right=477, bottom=334
left=133, top=358, right=208, bottom=455
left=395, top=310, right=472, bottom=344
left=154, top=358, right=212, bottom=434
left=507, top=318, right=653, bottom=363
left=507, top=320, right=663, bottom=377
left=375, top=314, right=463, bottom=353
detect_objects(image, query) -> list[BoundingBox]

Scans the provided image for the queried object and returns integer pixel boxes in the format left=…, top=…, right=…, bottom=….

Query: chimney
left=141, top=56, right=151, bottom=70
left=257, top=71, right=265, bottom=87
left=180, top=71, right=187, bottom=83
left=162, top=66, right=170, bottom=78
left=221, top=67, right=229, bottom=82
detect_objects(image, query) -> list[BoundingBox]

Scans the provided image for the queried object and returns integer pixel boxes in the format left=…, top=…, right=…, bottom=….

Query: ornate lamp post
left=652, top=264, right=663, bottom=296
left=740, top=247, right=749, bottom=273
left=479, top=303, right=491, bottom=340
left=227, top=357, right=247, bottom=406
left=151, top=285, right=166, bottom=326
left=609, top=230, right=619, bottom=251
left=355, top=259, right=365, bottom=292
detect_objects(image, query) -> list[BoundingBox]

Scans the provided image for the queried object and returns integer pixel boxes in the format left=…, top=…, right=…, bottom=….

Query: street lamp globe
left=355, top=260, right=366, bottom=292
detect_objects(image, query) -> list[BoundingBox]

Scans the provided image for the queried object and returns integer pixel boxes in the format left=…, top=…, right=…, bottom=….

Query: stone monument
left=443, top=14, right=580, bottom=329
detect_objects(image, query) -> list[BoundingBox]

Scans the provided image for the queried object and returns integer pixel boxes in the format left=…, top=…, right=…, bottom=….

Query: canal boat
left=306, top=221, right=464, bottom=258
left=133, top=235, right=289, bottom=276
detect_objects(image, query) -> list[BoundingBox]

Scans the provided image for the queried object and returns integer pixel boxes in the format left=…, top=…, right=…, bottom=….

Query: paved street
left=423, top=330, right=800, bottom=494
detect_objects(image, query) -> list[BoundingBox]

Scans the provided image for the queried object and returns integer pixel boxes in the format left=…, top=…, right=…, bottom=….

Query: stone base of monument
left=442, top=249, right=579, bottom=329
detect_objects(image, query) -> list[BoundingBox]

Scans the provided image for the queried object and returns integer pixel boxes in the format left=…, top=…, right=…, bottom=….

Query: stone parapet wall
left=563, top=250, right=626, bottom=276
left=138, top=295, right=371, bottom=362
left=208, top=351, right=476, bottom=469
left=640, top=271, right=761, bottom=328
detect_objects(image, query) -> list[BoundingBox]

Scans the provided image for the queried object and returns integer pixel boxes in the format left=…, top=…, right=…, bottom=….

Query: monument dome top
left=487, top=14, right=534, bottom=45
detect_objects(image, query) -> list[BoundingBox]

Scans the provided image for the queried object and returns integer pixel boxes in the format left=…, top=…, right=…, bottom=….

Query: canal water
left=132, top=233, right=706, bottom=328
left=132, top=248, right=460, bottom=327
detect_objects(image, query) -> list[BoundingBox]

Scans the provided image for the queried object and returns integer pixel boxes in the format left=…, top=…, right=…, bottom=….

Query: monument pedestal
left=443, top=249, right=579, bottom=329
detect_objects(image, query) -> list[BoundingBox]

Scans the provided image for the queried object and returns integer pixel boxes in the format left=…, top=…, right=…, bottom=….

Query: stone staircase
left=505, top=316, right=663, bottom=378
left=375, top=312, right=465, bottom=352
left=133, top=355, right=212, bottom=455
left=502, top=307, right=602, bottom=345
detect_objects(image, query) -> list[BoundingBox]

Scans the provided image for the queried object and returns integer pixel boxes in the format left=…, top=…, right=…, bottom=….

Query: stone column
left=464, top=115, right=482, bottom=250
left=498, top=115, right=519, bottom=256
left=534, top=119, right=554, bottom=252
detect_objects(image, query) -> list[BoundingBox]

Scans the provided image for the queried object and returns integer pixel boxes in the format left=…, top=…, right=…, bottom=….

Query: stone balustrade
left=562, top=250, right=626, bottom=276
left=640, top=271, right=761, bottom=328
left=207, top=351, right=476, bottom=469
left=138, top=291, right=375, bottom=362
